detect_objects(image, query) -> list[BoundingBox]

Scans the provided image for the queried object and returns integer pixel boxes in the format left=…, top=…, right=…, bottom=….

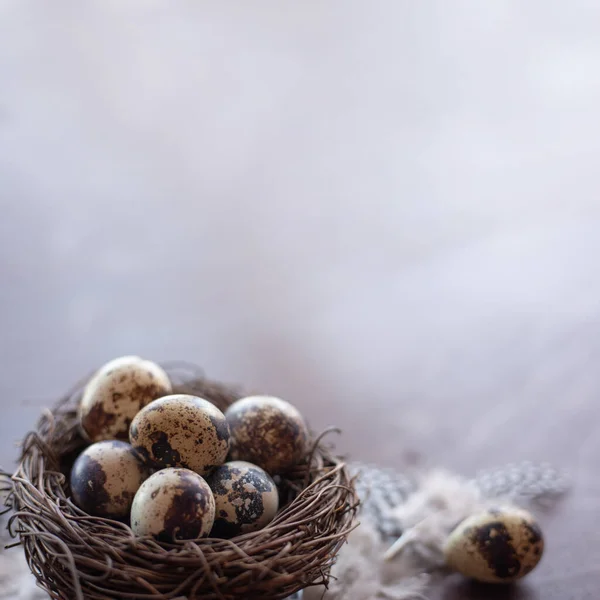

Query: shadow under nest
left=1, top=363, right=358, bottom=600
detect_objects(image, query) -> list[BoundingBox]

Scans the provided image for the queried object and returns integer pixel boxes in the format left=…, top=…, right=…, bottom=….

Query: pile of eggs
left=70, top=356, right=309, bottom=542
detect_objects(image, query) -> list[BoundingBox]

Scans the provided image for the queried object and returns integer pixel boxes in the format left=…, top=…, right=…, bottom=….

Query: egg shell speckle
left=226, top=396, right=308, bottom=475
left=207, top=461, right=279, bottom=538
left=443, top=507, right=544, bottom=583
left=79, top=356, right=172, bottom=442
left=70, top=440, right=150, bottom=519
left=130, top=468, right=215, bottom=541
left=129, top=394, right=230, bottom=476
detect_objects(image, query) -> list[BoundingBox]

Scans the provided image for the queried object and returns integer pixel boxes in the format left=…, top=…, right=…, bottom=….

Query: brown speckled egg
left=69, top=440, right=150, bottom=519
left=206, top=461, right=279, bottom=538
left=79, top=356, right=172, bottom=442
left=443, top=507, right=544, bottom=583
left=130, top=468, right=215, bottom=541
left=226, top=396, right=308, bottom=475
left=129, top=394, right=230, bottom=476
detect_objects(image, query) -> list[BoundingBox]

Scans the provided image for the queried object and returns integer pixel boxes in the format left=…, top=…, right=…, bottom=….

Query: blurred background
left=1, top=2, right=600, bottom=597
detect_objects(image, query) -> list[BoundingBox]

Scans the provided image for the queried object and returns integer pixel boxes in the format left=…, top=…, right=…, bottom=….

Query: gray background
left=1, top=2, right=599, bottom=598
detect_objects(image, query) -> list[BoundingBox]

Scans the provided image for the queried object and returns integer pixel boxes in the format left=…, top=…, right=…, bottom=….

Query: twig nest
left=131, top=468, right=215, bottom=541
left=7, top=360, right=356, bottom=600
left=443, top=507, right=544, bottom=583
left=79, top=356, right=172, bottom=442
left=129, top=394, right=230, bottom=476
left=207, top=461, right=279, bottom=538
left=226, top=396, right=308, bottom=474
left=69, top=440, right=150, bottom=519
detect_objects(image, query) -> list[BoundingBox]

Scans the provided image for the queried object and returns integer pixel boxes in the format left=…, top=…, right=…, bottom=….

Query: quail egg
left=79, top=356, right=172, bottom=442
left=206, top=461, right=279, bottom=538
left=226, top=396, right=308, bottom=475
left=130, top=468, right=215, bottom=541
left=443, top=507, right=544, bottom=583
left=129, top=394, right=230, bottom=476
left=70, top=440, right=150, bottom=519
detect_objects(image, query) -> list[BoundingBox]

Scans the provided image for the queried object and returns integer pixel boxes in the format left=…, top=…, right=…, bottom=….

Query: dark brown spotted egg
left=79, top=356, right=172, bottom=442
left=130, top=468, right=215, bottom=541
left=443, top=507, right=544, bottom=583
left=206, top=461, right=279, bottom=538
left=69, top=440, right=150, bottom=519
left=226, top=396, right=308, bottom=475
left=129, top=394, right=230, bottom=476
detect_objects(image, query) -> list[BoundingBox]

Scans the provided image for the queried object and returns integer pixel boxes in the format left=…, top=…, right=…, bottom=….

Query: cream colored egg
left=443, top=507, right=544, bottom=583
left=70, top=440, right=150, bottom=519
left=130, top=468, right=215, bottom=541
left=129, top=394, right=230, bottom=476
left=207, top=461, right=279, bottom=538
left=225, top=396, right=309, bottom=475
left=79, top=356, right=172, bottom=442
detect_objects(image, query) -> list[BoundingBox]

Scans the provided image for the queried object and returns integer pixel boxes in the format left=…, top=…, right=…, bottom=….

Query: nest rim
left=1, top=362, right=358, bottom=600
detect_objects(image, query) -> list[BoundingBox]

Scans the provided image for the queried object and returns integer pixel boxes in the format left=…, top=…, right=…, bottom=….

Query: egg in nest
left=70, top=440, right=150, bottom=519
left=130, top=394, right=230, bottom=476
left=207, top=461, right=279, bottom=538
left=443, top=507, right=544, bottom=583
left=130, top=468, right=215, bottom=541
left=225, top=396, right=308, bottom=475
left=79, top=356, right=172, bottom=442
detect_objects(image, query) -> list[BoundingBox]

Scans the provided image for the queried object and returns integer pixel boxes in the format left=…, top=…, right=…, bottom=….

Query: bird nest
left=0, top=364, right=358, bottom=600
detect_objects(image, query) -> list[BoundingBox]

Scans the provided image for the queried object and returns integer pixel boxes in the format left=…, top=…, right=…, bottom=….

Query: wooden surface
left=1, top=2, right=600, bottom=598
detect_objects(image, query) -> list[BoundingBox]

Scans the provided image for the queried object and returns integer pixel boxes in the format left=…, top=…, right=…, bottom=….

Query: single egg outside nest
left=443, top=506, right=544, bottom=583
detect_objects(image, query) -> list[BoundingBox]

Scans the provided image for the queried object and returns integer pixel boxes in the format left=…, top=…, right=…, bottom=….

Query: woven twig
left=1, top=364, right=357, bottom=600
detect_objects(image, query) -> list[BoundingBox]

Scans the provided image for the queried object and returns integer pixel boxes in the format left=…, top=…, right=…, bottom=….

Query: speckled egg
left=130, top=468, right=215, bottom=541
left=79, top=356, right=172, bottom=442
left=443, top=507, right=544, bottom=583
left=226, top=396, right=308, bottom=475
left=206, top=461, right=279, bottom=538
left=129, top=394, right=230, bottom=476
left=70, top=440, right=150, bottom=519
